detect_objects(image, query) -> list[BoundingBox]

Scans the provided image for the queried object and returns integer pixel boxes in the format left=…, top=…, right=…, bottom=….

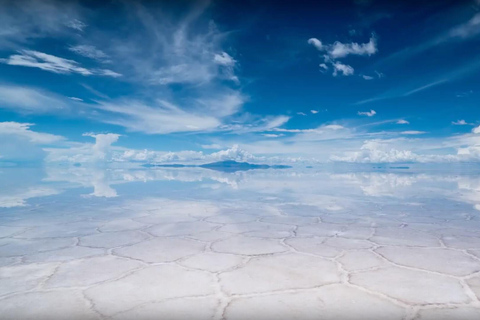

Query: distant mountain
left=142, top=160, right=292, bottom=172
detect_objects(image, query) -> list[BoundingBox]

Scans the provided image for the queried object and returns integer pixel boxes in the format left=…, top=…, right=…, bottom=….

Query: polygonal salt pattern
left=224, top=284, right=406, bottom=320
left=376, top=246, right=480, bottom=276
left=80, top=230, right=150, bottom=248
left=178, top=252, right=245, bottom=272
left=0, top=290, right=101, bottom=320
left=44, top=256, right=143, bottom=288
left=219, top=253, right=341, bottom=294
left=111, top=297, right=219, bottom=320
left=415, top=307, right=480, bottom=320
left=114, top=237, right=206, bottom=263
left=211, top=235, right=287, bottom=255
left=84, top=265, right=216, bottom=316
left=0, top=263, right=57, bottom=296
left=350, top=266, right=470, bottom=305
left=2, top=170, right=480, bottom=318
left=147, top=221, right=219, bottom=237
left=285, top=237, right=342, bottom=257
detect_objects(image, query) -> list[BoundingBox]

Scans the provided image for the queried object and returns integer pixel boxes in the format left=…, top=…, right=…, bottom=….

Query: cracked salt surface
left=2, top=166, right=480, bottom=319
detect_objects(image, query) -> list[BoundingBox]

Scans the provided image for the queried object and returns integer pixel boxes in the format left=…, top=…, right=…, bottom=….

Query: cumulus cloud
left=309, top=36, right=377, bottom=58
left=329, top=37, right=377, bottom=58
left=213, top=52, right=235, bottom=66
left=332, top=62, right=354, bottom=76
left=0, top=50, right=120, bottom=77
left=330, top=140, right=457, bottom=163
left=311, top=110, right=319, bottom=114
left=474, top=125, right=480, bottom=134
left=452, top=119, right=472, bottom=125
left=358, top=109, right=376, bottom=117
left=331, top=140, right=418, bottom=163
left=45, top=133, right=120, bottom=163
left=45, top=133, right=261, bottom=165
left=307, top=38, right=323, bottom=50
left=308, top=35, right=377, bottom=77
left=397, top=119, right=409, bottom=124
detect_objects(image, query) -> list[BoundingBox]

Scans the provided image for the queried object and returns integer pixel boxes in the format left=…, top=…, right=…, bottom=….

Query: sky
left=1, top=0, right=480, bottom=165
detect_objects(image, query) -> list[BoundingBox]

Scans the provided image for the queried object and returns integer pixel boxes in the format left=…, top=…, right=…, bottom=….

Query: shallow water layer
left=1, top=166, right=480, bottom=319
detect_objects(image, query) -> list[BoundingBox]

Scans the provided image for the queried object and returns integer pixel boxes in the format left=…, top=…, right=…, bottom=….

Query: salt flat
left=1, top=166, right=480, bottom=319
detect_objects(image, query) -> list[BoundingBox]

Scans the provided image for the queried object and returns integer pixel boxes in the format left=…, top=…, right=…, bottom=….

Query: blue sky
left=1, top=0, right=480, bottom=164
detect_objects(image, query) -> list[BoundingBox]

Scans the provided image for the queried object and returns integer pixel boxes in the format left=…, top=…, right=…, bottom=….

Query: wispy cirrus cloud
left=0, top=84, right=68, bottom=113
left=400, top=131, right=426, bottom=135
left=68, top=45, right=109, bottom=62
left=358, top=109, right=376, bottom=117
left=0, top=122, right=64, bottom=144
left=0, top=0, right=84, bottom=49
left=0, top=50, right=121, bottom=77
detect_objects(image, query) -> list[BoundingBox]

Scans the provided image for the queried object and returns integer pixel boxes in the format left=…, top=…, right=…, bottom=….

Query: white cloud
left=271, top=124, right=346, bottom=135
left=332, top=62, right=354, bottom=76
left=0, top=50, right=120, bottom=77
left=0, top=85, right=68, bottom=113
left=309, top=35, right=377, bottom=77
left=307, top=38, right=323, bottom=50
left=0, top=122, right=64, bottom=144
left=447, top=13, right=480, bottom=40
left=452, top=120, right=472, bottom=125
left=400, top=131, right=426, bottom=135
left=263, top=134, right=284, bottom=138
left=310, top=110, right=319, bottom=114
left=201, top=144, right=222, bottom=149
left=0, top=187, right=61, bottom=208
left=309, top=36, right=377, bottom=59
left=95, top=69, right=122, bottom=78
left=45, top=134, right=264, bottom=165
left=329, top=37, right=377, bottom=59
left=69, top=96, right=83, bottom=102
left=474, top=125, right=480, bottom=134
left=397, top=119, right=409, bottom=124
left=45, top=133, right=120, bottom=163
left=207, top=145, right=256, bottom=163
left=330, top=140, right=455, bottom=163
left=1, top=50, right=92, bottom=75
left=69, top=45, right=109, bottom=61
left=213, top=52, right=235, bottom=66
left=297, top=112, right=307, bottom=116
left=0, top=1, right=85, bottom=49
left=66, top=19, right=87, bottom=31
left=358, top=109, right=376, bottom=117
left=323, top=124, right=344, bottom=130
left=93, top=99, right=222, bottom=134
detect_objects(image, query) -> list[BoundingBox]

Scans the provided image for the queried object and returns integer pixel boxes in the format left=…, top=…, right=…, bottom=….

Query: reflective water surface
left=2, top=166, right=480, bottom=319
